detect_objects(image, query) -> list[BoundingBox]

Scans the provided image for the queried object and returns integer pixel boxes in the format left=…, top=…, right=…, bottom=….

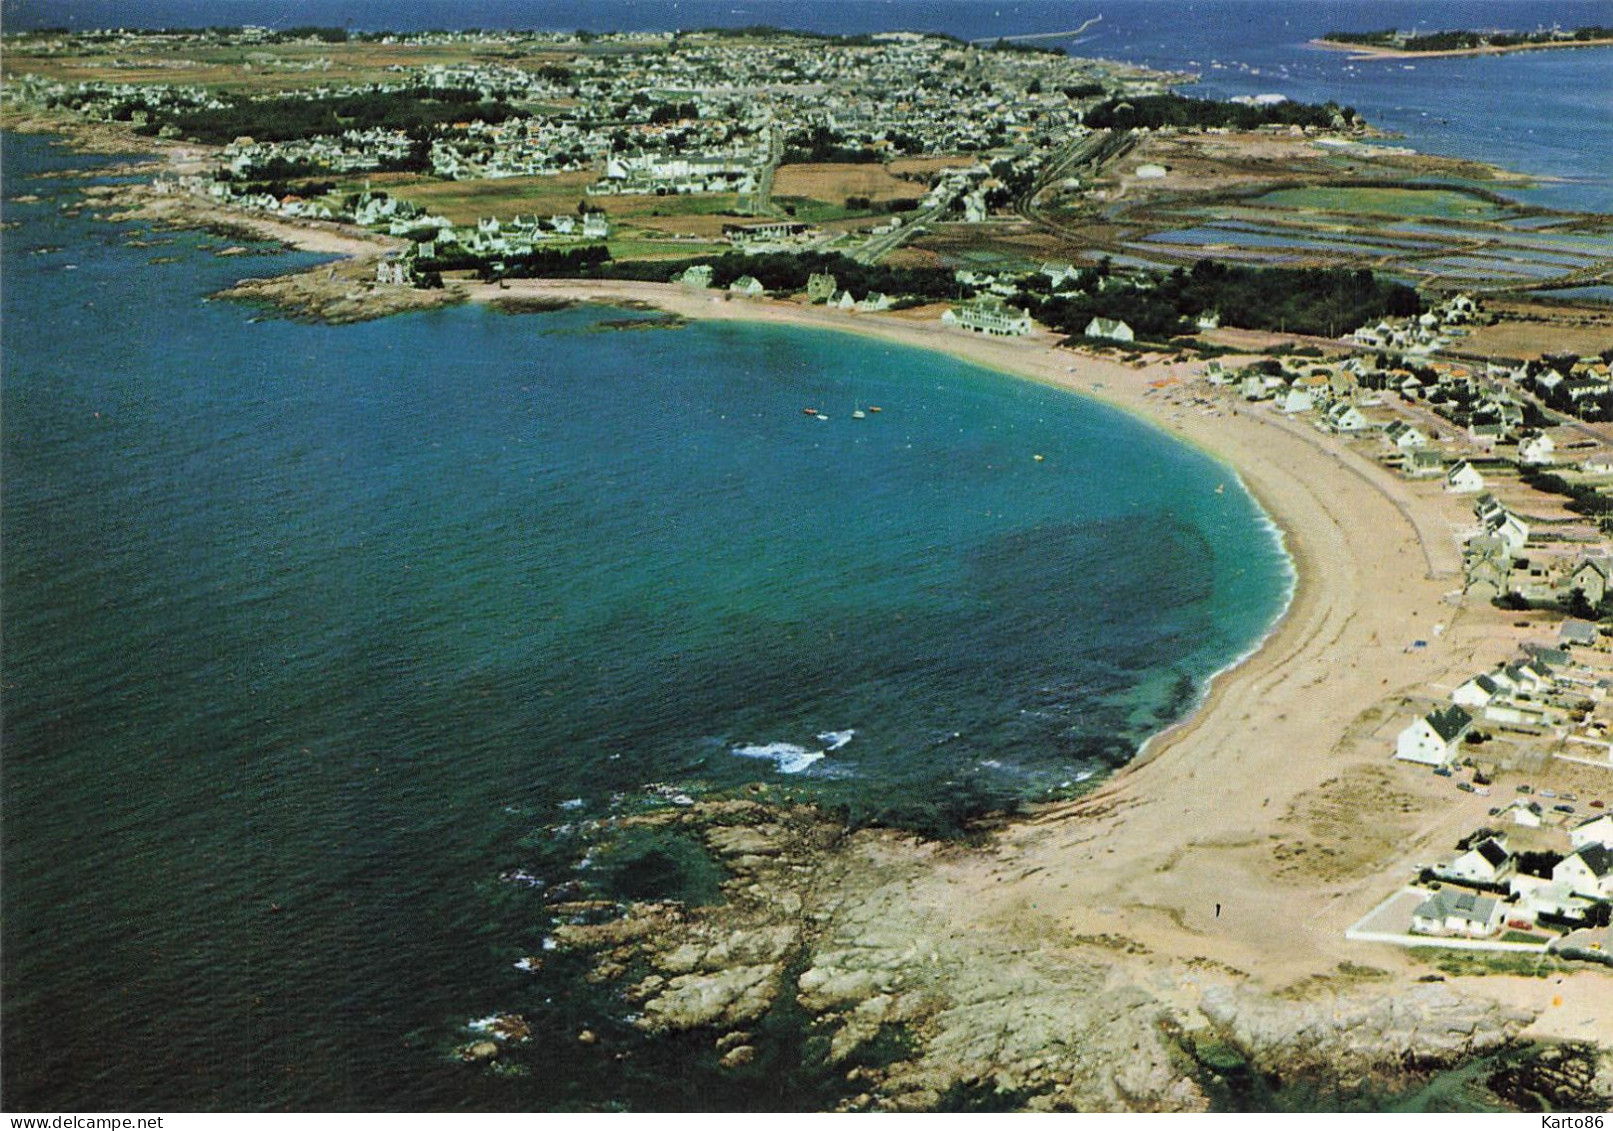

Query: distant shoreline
left=1312, top=35, right=1613, bottom=60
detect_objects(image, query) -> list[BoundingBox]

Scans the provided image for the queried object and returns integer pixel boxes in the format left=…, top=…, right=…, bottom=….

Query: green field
left=340, top=172, right=593, bottom=224
left=1255, top=185, right=1510, bottom=221
left=605, top=238, right=727, bottom=260
left=774, top=195, right=878, bottom=223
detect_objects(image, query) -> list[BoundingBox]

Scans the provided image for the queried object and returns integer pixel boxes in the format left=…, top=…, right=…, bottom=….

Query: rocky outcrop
left=554, top=802, right=833, bottom=1034
left=1487, top=1043, right=1613, bottom=1112
left=1197, top=982, right=1533, bottom=1079
left=540, top=798, right=1566, bottom=1112
left=640, top=962, right=783, bottom=1029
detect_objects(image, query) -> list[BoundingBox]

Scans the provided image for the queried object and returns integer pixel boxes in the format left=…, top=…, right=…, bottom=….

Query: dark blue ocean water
left=4, top=0, right=1609, bottom=211
left=1, top=129, right=1289, bottom=1108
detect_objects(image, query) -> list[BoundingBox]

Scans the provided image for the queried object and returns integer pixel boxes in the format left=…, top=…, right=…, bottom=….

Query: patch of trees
left=783, top=126, right=881, bottom=164
left=1515, top=850, right=1564, bottom=879
left=1517, top=465, right=1613, bottom=520
left=1084, top=92, right=1357, bottom=132
left=249, top=178, right=337, bottom=200
left=1028, top=260, right=1420, bottom=341
left=1061, top=81, right=1107, bottom=99
left=983, top=157, right=1037, bottom=209
left=594, top=250, right=957, bottom=299
left=474, top=245, right=612, bottom=281
left=649, top=101, right=699, bottom=124
left=226, top=154, right=329, bottom=180
left=267, top=26, right=349, bottom=43
left=1034, top=284, right=1187, bottom=342
left=138, top=88, right=526, bottom=145
left=844, top=196, right=920, bottom=214
left=984, top=38, right=1066, bottom=56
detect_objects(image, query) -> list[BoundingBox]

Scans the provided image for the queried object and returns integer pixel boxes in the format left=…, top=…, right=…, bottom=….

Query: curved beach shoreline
left=461, top=279, right=1613, bottom=1034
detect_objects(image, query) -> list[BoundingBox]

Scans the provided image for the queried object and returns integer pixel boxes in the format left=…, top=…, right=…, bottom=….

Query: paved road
left=851, top=200, right=949, bottom=264
left=752, top=125, right=784, bottom=217
left=852, top=130, right=1134, bottom=265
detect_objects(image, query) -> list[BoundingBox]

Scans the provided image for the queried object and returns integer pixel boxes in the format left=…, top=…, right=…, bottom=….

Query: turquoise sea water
left=0, top=129, right=1295, bottom=1108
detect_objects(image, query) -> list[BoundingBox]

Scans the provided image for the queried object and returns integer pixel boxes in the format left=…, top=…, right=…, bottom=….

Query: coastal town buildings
left=1083, top=316, right=1135, bottom=343
left=1553, top=844, right=1613, bottom=899
left=942, top=297, right=1034, bottom=337
left=1411, top=889, right=1503, bottom=938
left=1395, top=706, right=1473, bottom=766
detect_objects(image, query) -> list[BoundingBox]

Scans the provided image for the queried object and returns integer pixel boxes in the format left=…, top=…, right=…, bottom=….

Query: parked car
left=1458, top=782, right=1475, bottom=793
left=1554, top=804, right=1575, bottom=813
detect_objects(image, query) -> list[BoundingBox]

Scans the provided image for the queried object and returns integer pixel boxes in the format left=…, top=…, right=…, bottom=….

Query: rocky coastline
left=532, top=798, right=1607, bottom=1112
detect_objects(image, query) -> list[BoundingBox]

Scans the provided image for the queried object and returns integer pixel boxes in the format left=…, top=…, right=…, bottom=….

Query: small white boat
left=852, top=409, right=866, bottom=419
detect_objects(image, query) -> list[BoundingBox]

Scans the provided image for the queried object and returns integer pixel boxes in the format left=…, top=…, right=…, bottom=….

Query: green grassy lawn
left=606, top=237, right=727, bottom=260
left=616, top=193, right=750, bottom=218
left=1418, top=948, right=1556, bottom=977
left=774, top=196, right=877, bottom=224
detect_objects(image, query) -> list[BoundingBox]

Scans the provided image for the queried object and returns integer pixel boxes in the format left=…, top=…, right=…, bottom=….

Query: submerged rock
left=718, top=1045, right=757, bottom=1070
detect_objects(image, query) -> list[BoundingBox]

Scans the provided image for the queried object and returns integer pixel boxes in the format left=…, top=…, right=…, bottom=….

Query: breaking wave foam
left=731, top=742, right=824, bottom=774
left=731, top=729, right=854, bottom=774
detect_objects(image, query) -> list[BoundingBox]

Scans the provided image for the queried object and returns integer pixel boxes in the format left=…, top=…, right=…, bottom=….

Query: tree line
left=137, top=87, right=526, bottom=145
left=421, top=242, right=1418, bottom=341
left=1029, top=260, right=1420, bottom=341
left=447, top=246, right=960, bottom=297
left=1083, top=93, right=1357, bottom=132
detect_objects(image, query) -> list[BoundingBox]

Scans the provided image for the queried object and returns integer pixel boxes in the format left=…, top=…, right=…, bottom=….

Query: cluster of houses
left=587, top=152, right=765, bottom=197
left=1518, top=354, right=1613, bottom=424
left=1394, top=637, right=1613, bottom=769
left=1194, top=320, right=1613, bottom=618
left=222, top=129, right=415, bottom=177
left=3, top=72, right=228, bottom=131
left=669, top=267, right=899, bottom=311
left=8, top=25, right=1161, bottom=241
left=370, top=210, right=614, bottom=284
left=152, top=169, right=617, bottom=274
left=1460, top=491, right=1533, bottom=600
left=1462, top=489, right=1613, bottom=611
left=1349, top=293, right=1480, bottom=356
left=721, top=220, right=818, bottom=251
left=1410, top=814, right=1613, bottom=939
left=448, top=211, right=610, bottom=257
